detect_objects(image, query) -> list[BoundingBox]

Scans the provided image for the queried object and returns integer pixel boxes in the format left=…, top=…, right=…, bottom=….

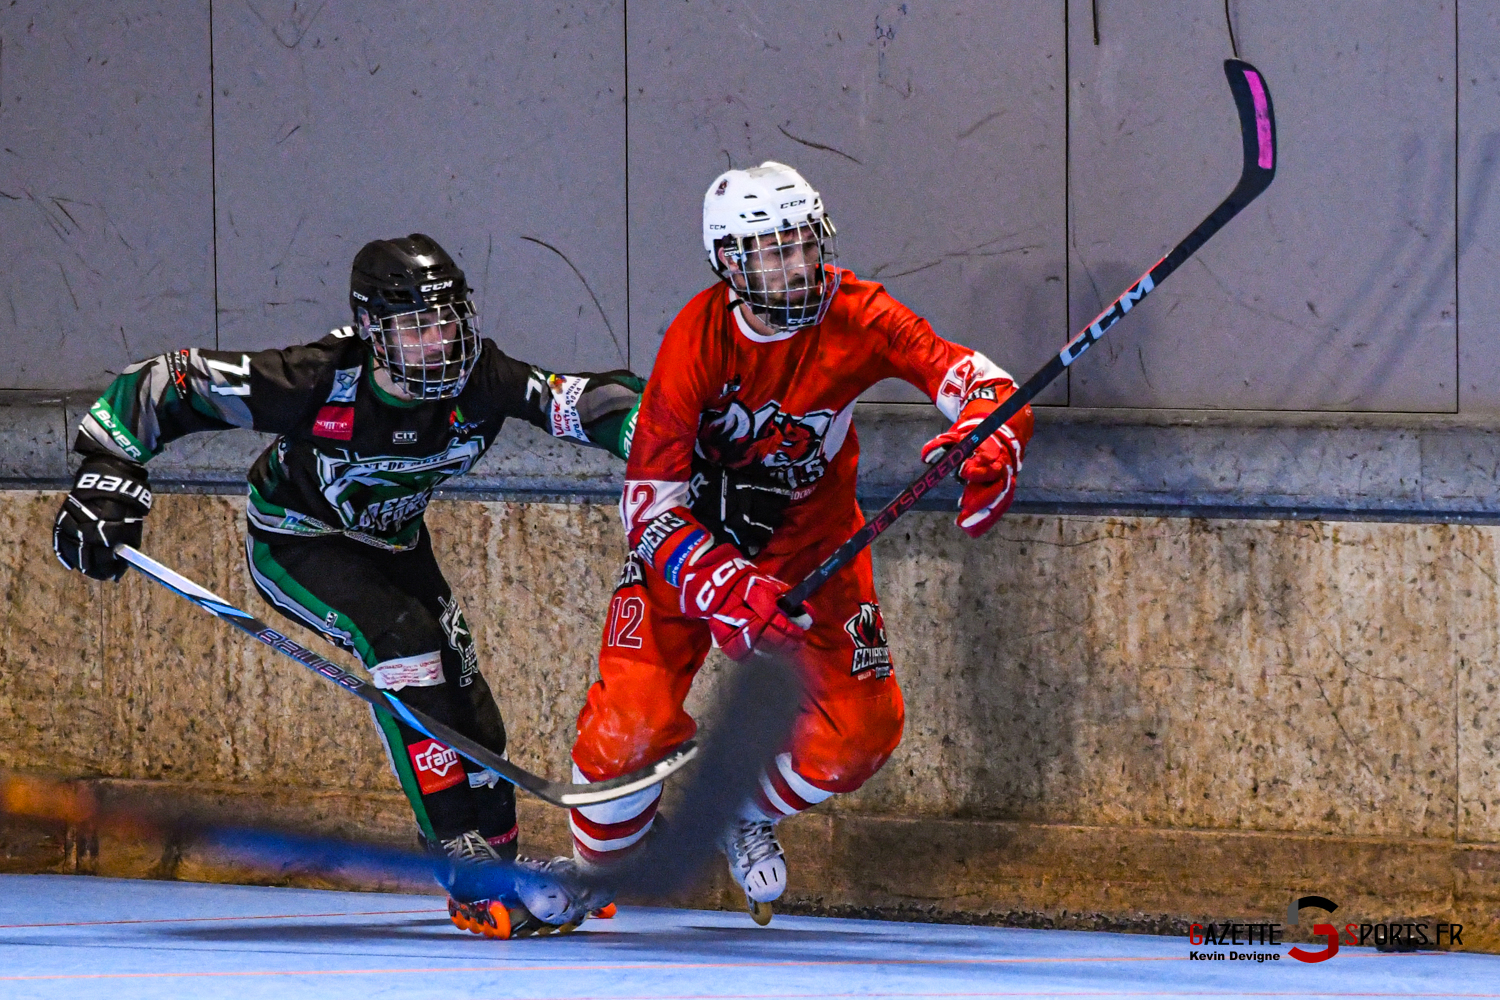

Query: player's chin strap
left=113, top=544, right=695, bottom=808
left=777, top=57, right=1277, bottom=617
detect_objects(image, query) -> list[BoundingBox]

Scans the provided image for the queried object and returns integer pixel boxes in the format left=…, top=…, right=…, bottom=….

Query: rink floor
left=0, top=875, right=1497, bottom=999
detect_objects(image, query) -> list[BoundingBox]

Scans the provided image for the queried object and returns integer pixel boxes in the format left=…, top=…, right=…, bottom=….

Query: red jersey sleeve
left=835, top=279, right=1002, bottom=414
left=840, top=274, right=1035, bottom=451
left=620, top=286, right=721, bottom=546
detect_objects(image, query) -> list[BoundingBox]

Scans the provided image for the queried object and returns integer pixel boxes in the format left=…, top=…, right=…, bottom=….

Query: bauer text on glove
left=52, top=454, right=152, bottom=581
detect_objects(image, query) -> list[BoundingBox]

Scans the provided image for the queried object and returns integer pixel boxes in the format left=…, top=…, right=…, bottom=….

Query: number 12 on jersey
left=606, top=595, right=645, bottom=648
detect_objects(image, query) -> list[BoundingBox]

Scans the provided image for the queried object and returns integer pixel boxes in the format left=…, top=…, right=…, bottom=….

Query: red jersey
left=621, top=270, right=1032, bottom=547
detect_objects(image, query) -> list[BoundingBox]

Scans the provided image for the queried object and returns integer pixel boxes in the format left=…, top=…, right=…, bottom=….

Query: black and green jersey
left=76, top=327, right=642, bottom=550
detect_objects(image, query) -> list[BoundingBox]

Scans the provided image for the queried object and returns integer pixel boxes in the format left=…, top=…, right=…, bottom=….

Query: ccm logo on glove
left=74, top=472, right=153, bottom=509
left=688, top=555, right=754, bottom=613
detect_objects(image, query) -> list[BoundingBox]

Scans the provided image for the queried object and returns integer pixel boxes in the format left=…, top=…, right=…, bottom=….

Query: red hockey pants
left=569, top=496, right=904, bottom=861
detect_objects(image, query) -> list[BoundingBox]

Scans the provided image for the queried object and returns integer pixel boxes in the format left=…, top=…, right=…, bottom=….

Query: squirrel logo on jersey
left=844, top=601, right=892, bottom=679
left=698, top=392, right=835, bottom=489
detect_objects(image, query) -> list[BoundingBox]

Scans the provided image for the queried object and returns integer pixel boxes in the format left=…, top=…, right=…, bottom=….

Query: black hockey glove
left=53, top=454, right=152, bottom=582
left=688, top=458, right=792, bottom=557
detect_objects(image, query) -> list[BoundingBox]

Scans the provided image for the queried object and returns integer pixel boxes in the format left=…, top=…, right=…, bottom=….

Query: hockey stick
left=113, top=544, right=696, bottom=808
left=1, top=652, right=797, bottom=917
left=0, top=770, right=552, bottom=901
left=780, top=58, right=1277, bottom=614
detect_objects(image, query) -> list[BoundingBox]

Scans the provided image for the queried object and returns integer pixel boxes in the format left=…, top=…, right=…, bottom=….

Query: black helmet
left=349, top=234, right=481, bottom=399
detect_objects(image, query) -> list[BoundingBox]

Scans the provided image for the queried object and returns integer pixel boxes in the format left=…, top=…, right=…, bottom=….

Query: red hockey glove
left=679, top=542, right=812, bottom=661
left=631, top=508, right=812, bottom=660
left=920, top=386, right=1033, bottom=539
left=687, top=542, right=816, bottom=659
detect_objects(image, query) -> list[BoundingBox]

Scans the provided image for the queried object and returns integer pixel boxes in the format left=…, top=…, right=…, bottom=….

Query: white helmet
left=703, top=161, right=840, bottom=332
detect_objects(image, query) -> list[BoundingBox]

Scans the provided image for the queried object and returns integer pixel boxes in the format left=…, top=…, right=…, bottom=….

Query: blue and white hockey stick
left=114, top=544, right=695, bottom=808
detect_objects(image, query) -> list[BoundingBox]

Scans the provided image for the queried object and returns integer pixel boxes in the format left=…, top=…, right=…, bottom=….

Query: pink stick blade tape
left=1244, top=69, right=1274, bottom=169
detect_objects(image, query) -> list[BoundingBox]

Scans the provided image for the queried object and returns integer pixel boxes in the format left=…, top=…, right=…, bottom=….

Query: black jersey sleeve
left=75, top=339, right=343, bottom=463
left=471, top=342, right=643, bottom=461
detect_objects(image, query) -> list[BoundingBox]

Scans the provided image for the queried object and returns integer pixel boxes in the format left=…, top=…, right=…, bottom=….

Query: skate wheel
left=484, top=903, right=517, bottom=940
left=591, top=903, right=617, bottom=919
left=448, top=899, right=477, bottom=934
left=448, top=899, right=517, bottom=940
left=749, top=900, right=773, bottom=926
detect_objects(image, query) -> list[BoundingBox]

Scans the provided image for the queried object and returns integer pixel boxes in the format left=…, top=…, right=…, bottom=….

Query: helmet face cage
left=361, top=299, right=481, bottom=400
left=718, top=216, right=840, bottom=332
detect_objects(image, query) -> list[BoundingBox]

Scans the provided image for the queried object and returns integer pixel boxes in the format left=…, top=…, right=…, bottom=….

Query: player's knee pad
left=792, top=689, right=906, bottom=793
left=574, top=688, right=695, bottom=779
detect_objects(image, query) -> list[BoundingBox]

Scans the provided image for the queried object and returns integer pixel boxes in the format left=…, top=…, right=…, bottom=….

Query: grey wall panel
left=625, top=2, right=1066, bottom=403
left=0, top=3, right=215, bottom=391
left=1067, top=0, right=1457, bottom=412
left=1458, top=1, right=1500, bottom=414
left=212, top=1, right=627, bottom=373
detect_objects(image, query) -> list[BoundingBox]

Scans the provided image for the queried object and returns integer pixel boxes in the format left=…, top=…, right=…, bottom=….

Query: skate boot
left=723, top=818, right=786, bottom=926
left=438, top=830, right=553, bottom=939
left=516, top=856, right=618, bottom=933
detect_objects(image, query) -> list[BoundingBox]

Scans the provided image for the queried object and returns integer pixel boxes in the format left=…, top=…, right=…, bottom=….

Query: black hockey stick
left=114, top=544, right=696, bottom=808
left=780, top=58, right=1277, bottom=614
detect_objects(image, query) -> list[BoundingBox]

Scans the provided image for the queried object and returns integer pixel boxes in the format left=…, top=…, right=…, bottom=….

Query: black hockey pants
left=245, top=525, right=518, bottom=855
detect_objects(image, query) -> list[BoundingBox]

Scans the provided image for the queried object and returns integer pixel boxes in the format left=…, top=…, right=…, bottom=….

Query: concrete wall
left=8, top=2, right=1500, bottom=514
left=3, top=491, right=1499, bottom=947
left=1068, top=0, right=1458, bottom=412
left=4, top=1, right=1497, bottom=420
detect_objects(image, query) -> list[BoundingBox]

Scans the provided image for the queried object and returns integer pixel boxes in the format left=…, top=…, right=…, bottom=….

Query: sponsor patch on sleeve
left=661, top=529, right=708, bottom=587
left=548, top=374, right=590, bottom=441
left=370, top=650, right=443, bottom=690
left=633, top=510, right=691, bottom=563
left=407, top=738, right=466, bottom=795
left=312, top=405, right=355, bottom=440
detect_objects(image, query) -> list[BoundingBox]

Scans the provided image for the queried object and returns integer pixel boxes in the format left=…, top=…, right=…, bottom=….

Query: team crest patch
left=449, top=406, right=481, bottom=436
left=844, top=601, right=892, bottom=679
left=328, top=366, right=361, bottom=403
left=698, top=396, right=837, bottom=489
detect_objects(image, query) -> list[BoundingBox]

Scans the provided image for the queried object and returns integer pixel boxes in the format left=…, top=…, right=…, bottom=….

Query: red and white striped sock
left=568, top=764, right=662, bottom=865
left=744, top=752, right=835, bottom=823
